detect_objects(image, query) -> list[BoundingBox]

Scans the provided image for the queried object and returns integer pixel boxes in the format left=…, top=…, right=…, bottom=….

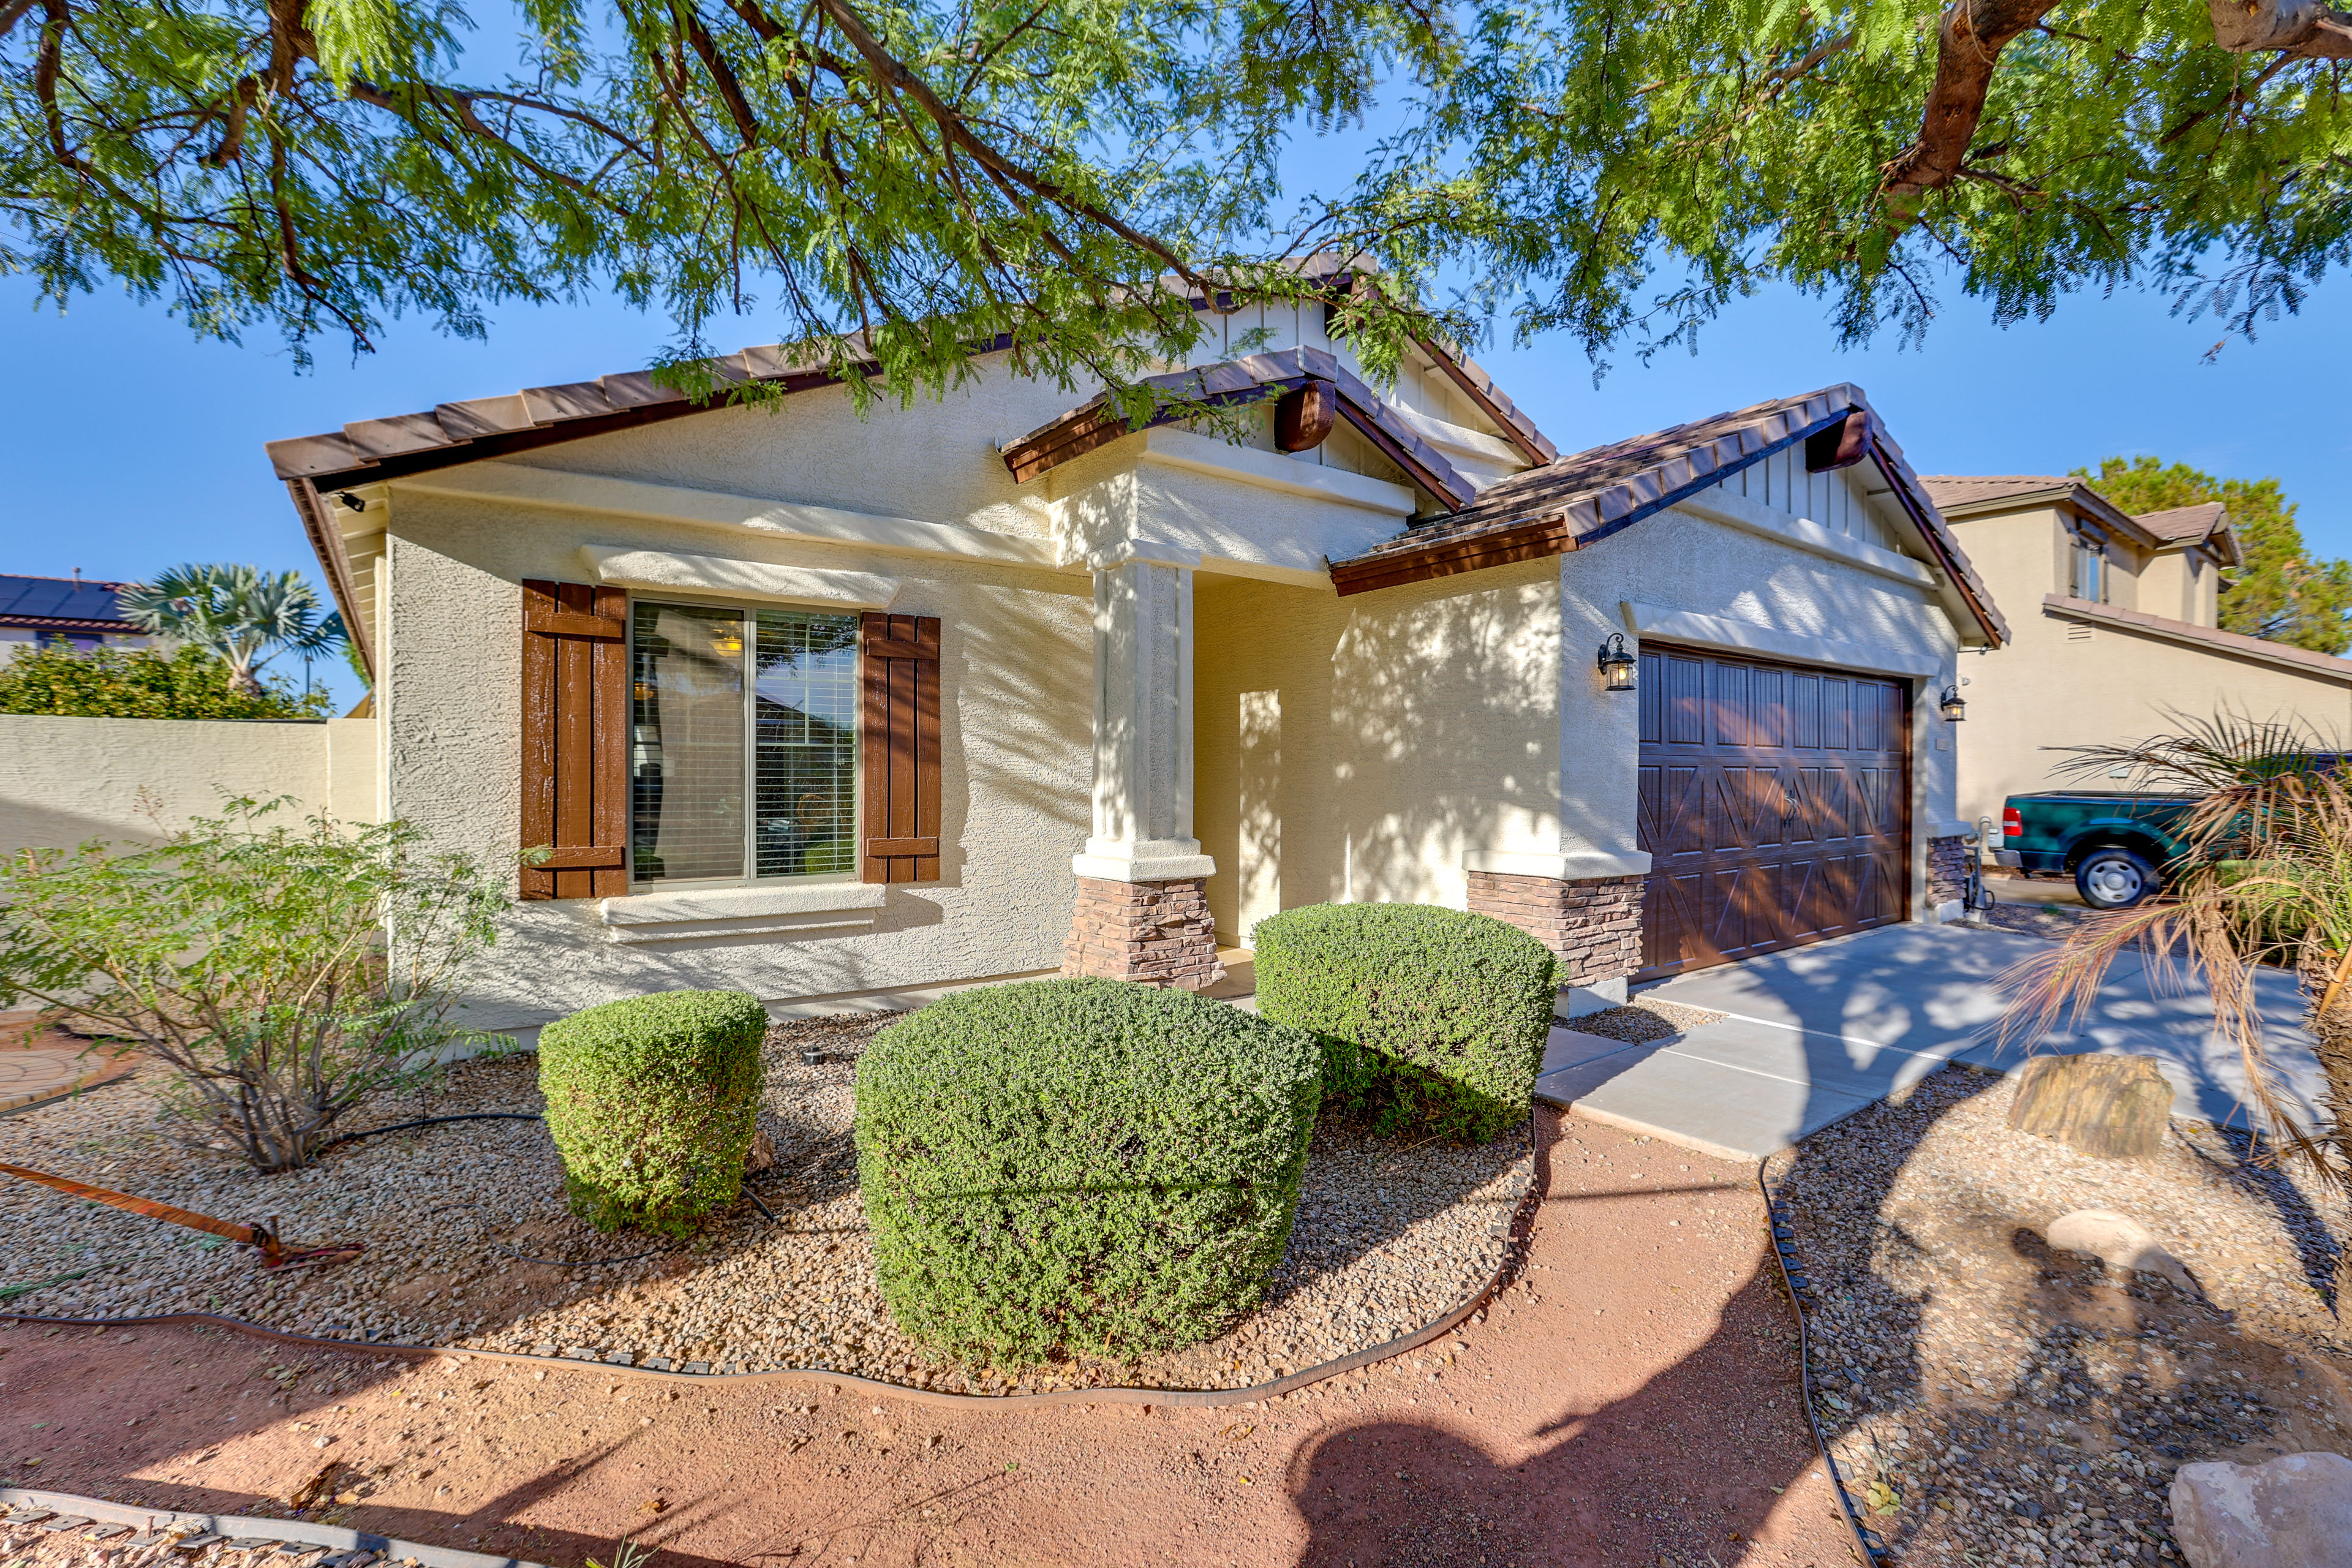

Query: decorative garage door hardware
left=2, top=1488, right=543, bottom=1568
left=1637, top=644, right=1910, bottom=981
left=3, top=1116, right=1545, bottom=1411
left=0, top=1163, right=363, bottom=1270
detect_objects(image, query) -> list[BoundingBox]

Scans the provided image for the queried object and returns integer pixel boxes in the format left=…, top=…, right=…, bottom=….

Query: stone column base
left=1062, top=876, right=1225, bottom=990
left=1929, top=833, right=1970, bottom=922
left=1466, top=869, right=1646, bottom=997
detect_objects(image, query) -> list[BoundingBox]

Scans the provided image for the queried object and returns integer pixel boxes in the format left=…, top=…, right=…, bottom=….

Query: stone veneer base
left=1928, top=834, right=1970, bottom=911
left=1466, top=869, right=1646, bottom=989
left=1061, top=875, right=1224, bottom=990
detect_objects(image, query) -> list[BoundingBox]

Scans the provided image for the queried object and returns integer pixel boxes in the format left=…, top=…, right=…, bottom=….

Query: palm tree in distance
left=121, top=565, right=346, bottom=696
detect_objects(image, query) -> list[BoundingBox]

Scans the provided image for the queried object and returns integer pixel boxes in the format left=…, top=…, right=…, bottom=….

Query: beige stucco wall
left=1951, top=507, right=2352, bottom=829
left=0, top=715, right=379, bottom=855
left=379, top=486, right=1095, bottom=1032
left=1196, top=556, right=1564, bottom=943
left=1194, top=466, right=1969, bottom=946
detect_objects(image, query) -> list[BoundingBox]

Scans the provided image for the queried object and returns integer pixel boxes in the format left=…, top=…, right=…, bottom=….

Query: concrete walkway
left=1535, top=923, right=2329, bottom=1161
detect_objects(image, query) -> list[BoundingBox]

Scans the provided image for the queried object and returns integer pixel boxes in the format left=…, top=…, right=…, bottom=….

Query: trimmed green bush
left=854, top=976, right=1322, bottom=1365
left=538, top=989, right=769, bottom=1235
left=1253, top=902, right=1556, bottom=1142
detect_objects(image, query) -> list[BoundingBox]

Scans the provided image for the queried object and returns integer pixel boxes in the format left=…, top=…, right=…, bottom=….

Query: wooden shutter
left=860, top=612, right=941, bottom=883
left=521, top=579, right=629, bottom=899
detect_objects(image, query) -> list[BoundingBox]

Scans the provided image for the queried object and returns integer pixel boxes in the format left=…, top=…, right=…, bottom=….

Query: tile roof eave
left=1330, top=385, right=2008, bottom=649
left=2046, top=595, right=2352, bottom=683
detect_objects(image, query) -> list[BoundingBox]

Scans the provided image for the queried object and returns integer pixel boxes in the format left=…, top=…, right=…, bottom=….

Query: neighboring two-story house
left=1923, top=475, right=2352, bottom=839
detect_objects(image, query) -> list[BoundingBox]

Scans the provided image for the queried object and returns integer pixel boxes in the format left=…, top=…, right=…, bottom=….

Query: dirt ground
left=1, top=1109, right=1859, bottom=1568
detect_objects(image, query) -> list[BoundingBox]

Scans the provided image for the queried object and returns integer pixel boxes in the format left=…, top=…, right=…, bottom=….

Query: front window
left=2070, top=537, right=2106, bottom=603
left=630, top=601, right=859, bottom=885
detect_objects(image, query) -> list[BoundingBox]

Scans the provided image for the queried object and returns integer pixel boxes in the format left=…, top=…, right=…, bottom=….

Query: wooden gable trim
left=997, top=346, right=1476, bottom=510
left=1330, top=515, right=1581, bottom=597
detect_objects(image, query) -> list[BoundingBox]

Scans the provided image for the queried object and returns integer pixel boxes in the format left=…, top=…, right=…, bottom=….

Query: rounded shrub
left=1252, top=902, right=1556, bottom=1143
left=854, top=976, right=1322, bottom=1365
left=538, top=989, right=769, bottom=1235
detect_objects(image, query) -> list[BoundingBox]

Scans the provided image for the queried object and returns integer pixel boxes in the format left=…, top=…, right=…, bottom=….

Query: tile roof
left=997, top=345, right=1477, bottom=507
left=2132, top=501, right=2228, bottom=543
left=1329, top=385, right=2008, bottom=646
left=0, top=573, right=137, bottom=633
left=1916, top=475, right=2075, bottom=510
left=2046, top=595, right=2352, bottom=681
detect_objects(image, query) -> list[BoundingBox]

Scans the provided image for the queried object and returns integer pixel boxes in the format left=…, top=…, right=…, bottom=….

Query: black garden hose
left=1757, top=1159, right=1886, bottom=1566
left=317, top=1111, right=546, bottom=1153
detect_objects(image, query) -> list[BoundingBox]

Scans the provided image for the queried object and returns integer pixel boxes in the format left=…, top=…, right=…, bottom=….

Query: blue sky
left=4, top=269, right=2346, bottom=712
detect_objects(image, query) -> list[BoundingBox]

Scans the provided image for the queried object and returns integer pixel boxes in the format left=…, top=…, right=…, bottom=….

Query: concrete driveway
left=1534, top=923, right=2329, bottom=1161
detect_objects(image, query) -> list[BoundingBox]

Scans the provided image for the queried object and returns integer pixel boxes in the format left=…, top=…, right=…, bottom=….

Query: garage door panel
left=1637, top=646, right=1909, bottom=981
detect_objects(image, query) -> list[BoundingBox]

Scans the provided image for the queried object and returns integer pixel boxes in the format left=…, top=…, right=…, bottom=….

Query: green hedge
left=538, top=989, right=769, bottom=1235
left=854, top=976, right=1322, bottom=1365
left=1253, top=902, right=1556, bottom=1142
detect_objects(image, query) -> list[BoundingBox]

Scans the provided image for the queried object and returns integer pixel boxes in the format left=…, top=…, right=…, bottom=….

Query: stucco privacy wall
left=0, top=715, right=380, bottom=856
left=379, top=484, right=1095, bottom=1032
left=1194, top=556, right=1564, bottom=944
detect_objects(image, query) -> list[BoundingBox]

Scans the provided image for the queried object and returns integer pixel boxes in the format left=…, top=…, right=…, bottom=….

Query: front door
left=1635, top=644, right=1910, bottom=981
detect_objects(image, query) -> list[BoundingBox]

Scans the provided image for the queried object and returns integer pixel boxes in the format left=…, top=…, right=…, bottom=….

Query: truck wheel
left=2075, top=848, right=2158, bottom=910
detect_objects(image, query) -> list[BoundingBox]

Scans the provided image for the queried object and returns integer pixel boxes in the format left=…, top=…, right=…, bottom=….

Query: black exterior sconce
left=1598, top=634, right=1637, bottom=693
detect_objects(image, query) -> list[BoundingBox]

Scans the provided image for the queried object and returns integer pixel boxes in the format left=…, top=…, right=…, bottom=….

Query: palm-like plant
left=119, top=564, right=346, bottom=696
left=2003, top=710, right=2351, bottom=1295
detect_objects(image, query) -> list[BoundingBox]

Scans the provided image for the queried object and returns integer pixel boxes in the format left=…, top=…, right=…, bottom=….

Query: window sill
left=597, top=881, right=888, bottom=944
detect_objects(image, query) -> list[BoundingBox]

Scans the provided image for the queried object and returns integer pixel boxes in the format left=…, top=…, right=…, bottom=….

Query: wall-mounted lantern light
left=1598, top=633, right=1637, bottom=693
left=1940, top=686, right=1967, bottom=722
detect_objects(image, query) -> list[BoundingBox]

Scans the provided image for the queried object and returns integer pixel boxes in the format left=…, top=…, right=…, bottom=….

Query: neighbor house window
left=628, top=601, right=859, bottom=884
left=2069, top=535, right=2106, bottom=603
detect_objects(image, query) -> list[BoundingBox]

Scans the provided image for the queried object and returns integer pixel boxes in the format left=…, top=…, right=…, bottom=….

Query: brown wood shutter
left=860, top=612, right=941, bottom=883
left=520, top=579, right=630, bottom=899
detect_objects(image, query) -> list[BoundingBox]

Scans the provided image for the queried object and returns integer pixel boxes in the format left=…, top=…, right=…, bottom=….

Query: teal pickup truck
left=1996, top=792, right=2196, bottom=910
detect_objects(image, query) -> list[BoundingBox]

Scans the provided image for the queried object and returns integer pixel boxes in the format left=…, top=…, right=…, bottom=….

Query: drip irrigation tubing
left=317, top=1111, right=545, bottom=1153
left=1, top=1111, right=1543, bottom=1411
left=1757, top=1158, right=1886, bottom=1566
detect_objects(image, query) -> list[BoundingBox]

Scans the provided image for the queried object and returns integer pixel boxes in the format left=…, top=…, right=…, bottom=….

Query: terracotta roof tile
left=1332, top=384, right=2008, bottom=646
left=2133, top=501, right=2228, bottom=543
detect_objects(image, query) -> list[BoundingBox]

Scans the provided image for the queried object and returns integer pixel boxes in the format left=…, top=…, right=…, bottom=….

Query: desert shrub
left=0, top=642, right=331, bottom=719
left=1253, top=902, right=1556, bottom=1142
left=539, top=989, right=769, bottom=1235
left=854, top=976, right=1322, bottom=1365
left=0, top=796, right=503, bottom=1170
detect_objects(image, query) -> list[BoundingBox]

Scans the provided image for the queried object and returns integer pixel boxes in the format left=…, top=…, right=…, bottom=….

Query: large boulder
left=2044, top=1208, right=2193, bottom=1289
left=2169, top=1450, right=2352, bottom=1567
left=2007, top=1052, right=2174, bottom=1159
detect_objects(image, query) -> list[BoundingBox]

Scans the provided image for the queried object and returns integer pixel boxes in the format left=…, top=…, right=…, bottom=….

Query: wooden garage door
left=1635, top=646, right=1910, bottom=981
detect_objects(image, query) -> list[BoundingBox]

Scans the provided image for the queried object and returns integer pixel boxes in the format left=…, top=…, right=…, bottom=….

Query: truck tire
left=2075, top=847, right=2158, bottom=910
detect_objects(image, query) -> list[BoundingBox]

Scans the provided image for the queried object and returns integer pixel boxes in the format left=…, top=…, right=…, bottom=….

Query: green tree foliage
left=2078, top=456, right=2352, bottom=655
left=0, top=641, right=333, bottom=719
left=3, top=0, right=2349, bottom=396
left=119, top=564, right=346, bottom=693
left=0, top=797, right=507, bottom=1170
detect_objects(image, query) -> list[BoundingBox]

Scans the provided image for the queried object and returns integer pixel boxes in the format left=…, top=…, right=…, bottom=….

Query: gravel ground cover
left=1, top=1014, right=1530, bottom=1395
left=1768, top=1063, right=2352, bottom=1566
left=1565, top=997, right=1727, bottom=1045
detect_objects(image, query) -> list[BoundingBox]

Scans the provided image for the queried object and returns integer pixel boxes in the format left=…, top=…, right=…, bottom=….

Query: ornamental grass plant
left=539, top=989, right=769, bottom=1236
left=2003, top=710, right=2352, bottom=1298
left=1252, top=902, right=1556, bottom=1143
left=854, top=976, right=1322, bottom=1365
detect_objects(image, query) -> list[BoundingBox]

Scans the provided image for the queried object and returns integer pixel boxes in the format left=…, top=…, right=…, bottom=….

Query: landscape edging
left=2, top=1114, right=1542, bottom=1411
left=1, top=1486, right=544, bottom=1568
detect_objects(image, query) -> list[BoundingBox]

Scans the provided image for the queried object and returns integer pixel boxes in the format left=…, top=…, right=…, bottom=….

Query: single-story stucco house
left=1924, top=474, right=2352, bottom=846
left=267, top=292, right=2006, bottom=1033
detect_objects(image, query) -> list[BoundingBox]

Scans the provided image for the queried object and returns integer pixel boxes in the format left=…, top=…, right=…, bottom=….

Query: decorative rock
left=2007, top=1053, right=2173, bottom=1159
left=747, top=1130, right=777, bottom=1171
left=2045, top=1208, right=2193, bottom=1287
left=2169, top=1450, right=2352, bottom=1567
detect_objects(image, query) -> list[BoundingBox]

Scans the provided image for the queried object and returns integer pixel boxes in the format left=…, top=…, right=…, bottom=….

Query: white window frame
left=624, top=592, right=863, bottom=893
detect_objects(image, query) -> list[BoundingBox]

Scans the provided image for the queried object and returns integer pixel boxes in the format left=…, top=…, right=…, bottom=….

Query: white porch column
left=1063, top=538, right=1223, bottom=988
